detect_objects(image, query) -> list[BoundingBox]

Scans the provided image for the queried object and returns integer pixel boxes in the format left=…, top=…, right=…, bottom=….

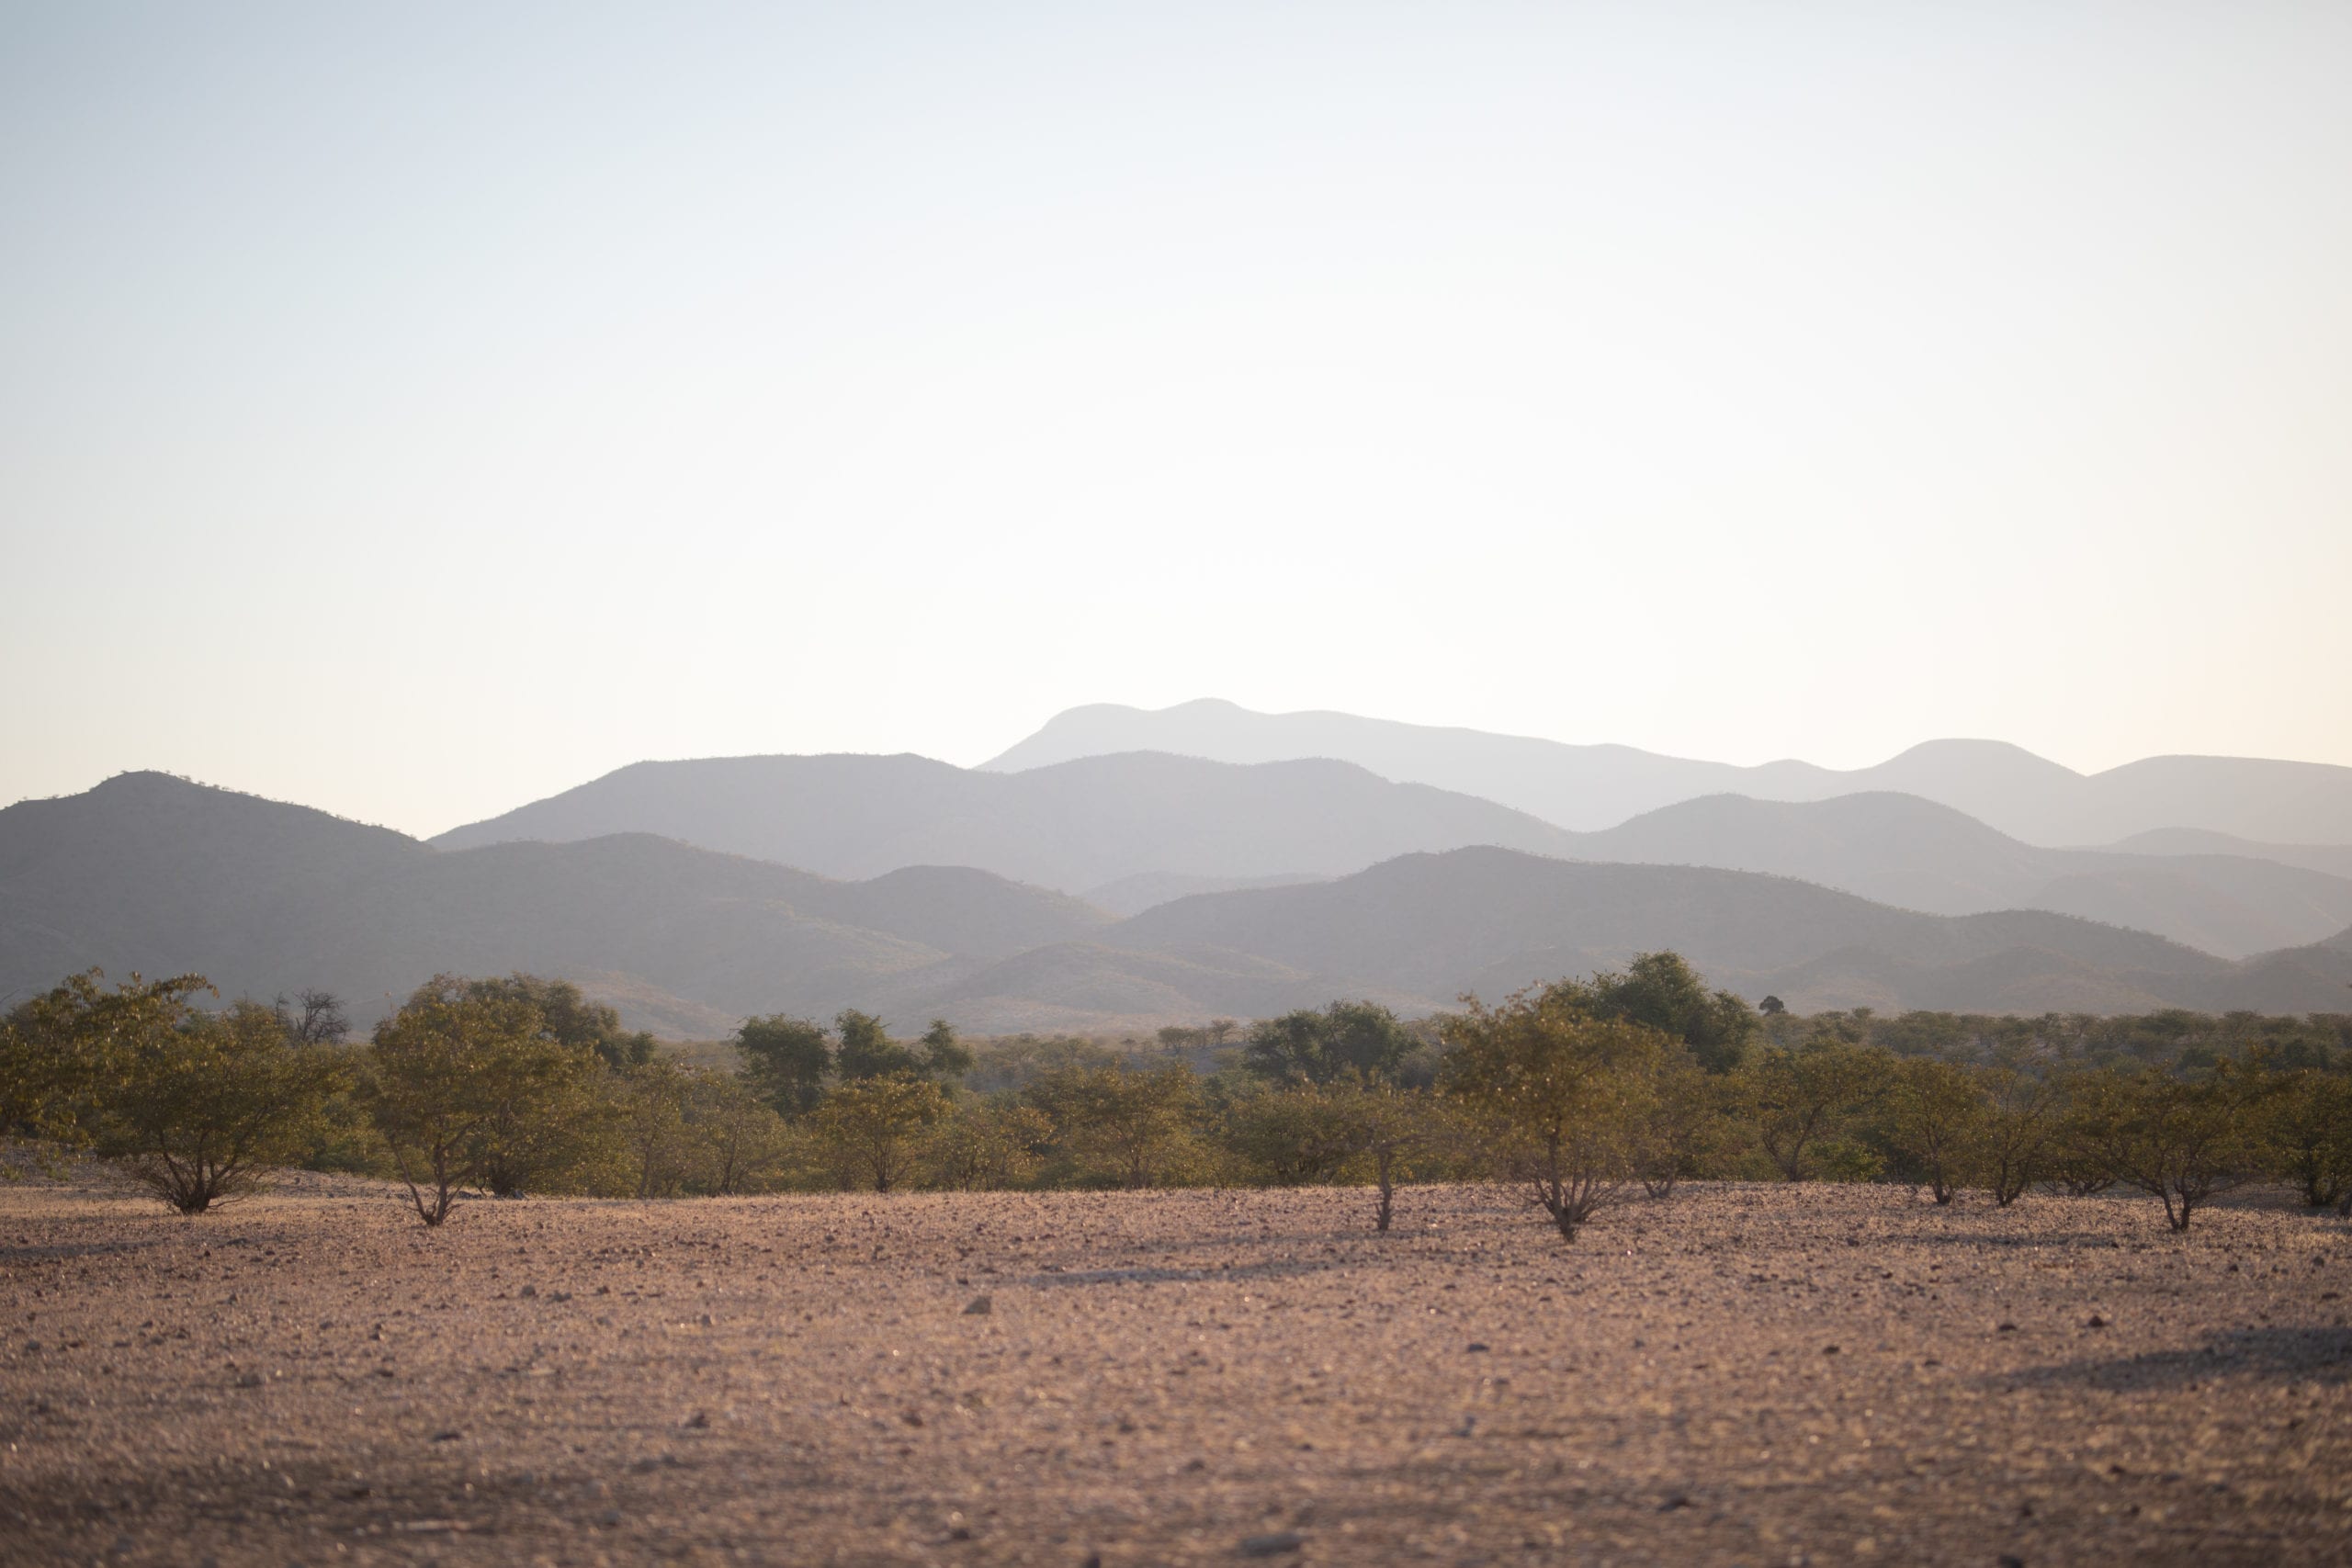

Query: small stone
left=1658, top=1494, right=1691, bottom=1511
left=237, top=1371, right=265, bottom=1388
left=596, top=1508, right=623, bottom=1529
left=699, top=1313, right=716, bottom=1326
left=901, top=1409, right=925, bottom=1427
left=964, top=1296, right=992, bottom=1315
left=1238, top=1532, right=1305, bottom=1557
left=519, top=1284, right=537, bottom=1299
left=22, top=1340, right=40, bottom=1354
left=1996, top=1323, right=2018, bottom=1333
left=684, top=1410, right=710, bottom=1428
left=1464, top=1342, right=1490, bottom=1353
left=431, top=1429, right=462, bottom=1442
left=1823, top=1345, right=1841, bottom=1356
left=2086, top=1314, right=2109, bottom=1328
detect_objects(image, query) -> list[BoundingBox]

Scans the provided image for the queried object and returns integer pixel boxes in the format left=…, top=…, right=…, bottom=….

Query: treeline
left=4, top=955, right=2348, bottom=1238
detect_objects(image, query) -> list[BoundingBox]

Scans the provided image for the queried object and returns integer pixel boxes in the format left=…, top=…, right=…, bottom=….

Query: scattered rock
left=1823, top=1345, right=1841, bottom=1356
left=1658, top=1494, right=1692, bottom=1512
left=1464, top=1342, right=1490, bottom=1353
left=2086, top=1314, right=2109, bottom=1329
left=684, top=1410, right=710, bottom=1428
left=1238, top=1531, right=1305, bottom=1557
left=518, top=1284, right=537, bottom=1299
left=964, top=1296, right=992, bottom=1315
left=431, top=1429, right=462, bottom=1442
left=1996, top=1323, right=2018, bottom=1333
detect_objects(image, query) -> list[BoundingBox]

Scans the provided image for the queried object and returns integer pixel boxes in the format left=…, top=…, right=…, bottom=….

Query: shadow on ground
left=2009, top=1326, right=2352, bottom=1390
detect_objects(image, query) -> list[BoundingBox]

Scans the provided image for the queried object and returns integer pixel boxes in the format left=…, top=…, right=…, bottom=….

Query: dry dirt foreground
left=4, top=1179, right=2350, bottom=1568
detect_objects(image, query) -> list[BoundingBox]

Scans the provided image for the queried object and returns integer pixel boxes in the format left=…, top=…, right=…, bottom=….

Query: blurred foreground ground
left=4, top=1177, right=2349, bottom=1566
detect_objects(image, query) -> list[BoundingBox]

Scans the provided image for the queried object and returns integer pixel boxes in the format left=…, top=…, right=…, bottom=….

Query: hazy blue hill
left=278, top=832, right=958, bottom=1022
left=1087, top=847, right=2352, bottom=1015
left=1573, top=793, right=2053, bottom=914
left=1569, top=792, right=2352, bottom=957
left=893, top=942, right=1348, bottom=1036
left=431, top=750, right=1579, bottom=893
left=1104, top=847, right=2227, bottom=1008
left=981, top=698, right=1812, bottom=831
left=430, top=752, right=988, bottom=874
left=1081, top=871, right=1330, bottom=919
left=1, top=775, right=1101, bottom=1031
left=0, top=771, right=429, bottom=995
left=10, top=773, right=2347, bottom=1032
left=821, top=866, right=1113, bottom=959
left=983, top=699, right=2352, bottom=846
left=2101, top=828, right=2352, bottom=882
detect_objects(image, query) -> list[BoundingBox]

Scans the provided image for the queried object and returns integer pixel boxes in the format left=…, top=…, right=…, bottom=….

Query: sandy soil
left=4, top=1176, right=2348, bottom=1567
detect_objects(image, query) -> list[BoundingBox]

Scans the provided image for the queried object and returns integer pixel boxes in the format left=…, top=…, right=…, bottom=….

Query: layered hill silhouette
left=983, top=698, right=2352, bottom=847
left=2102, top=828, right=2352, bottom=883
left=0, top=773, right=1105, bottom=1034
left=1095, top=849, right=2352, bottom=1019
left=6, top=773, right=2351, bottom=1034
left=1572, top=793, right=2352, bottom=958
left=431, top=746, right=2352, bottom=960
left=431, top=750, right=1580, bottom=887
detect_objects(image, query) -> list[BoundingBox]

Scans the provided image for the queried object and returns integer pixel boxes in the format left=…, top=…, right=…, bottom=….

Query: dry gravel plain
left=4, top=1176, right=2349, bottom=1568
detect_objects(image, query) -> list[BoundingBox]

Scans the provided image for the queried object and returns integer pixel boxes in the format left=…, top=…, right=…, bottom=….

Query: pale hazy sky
left=4, top=2, right=2348, bottom=838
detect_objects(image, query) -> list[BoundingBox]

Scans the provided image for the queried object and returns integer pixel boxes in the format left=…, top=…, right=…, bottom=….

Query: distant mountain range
left=1098, top=847, right=2352, bottom=1020
left=984, top=699, right=2352, bottom=847
left=0, top=773, right=1105, bottom=1035
left=429, top=750, right=2352, bottom=960
left=1571, top=793, right=2352, bottom=959
left=432, top=750, right=1581, bottom=887
left=5, top=773, right=2349, bottom=1035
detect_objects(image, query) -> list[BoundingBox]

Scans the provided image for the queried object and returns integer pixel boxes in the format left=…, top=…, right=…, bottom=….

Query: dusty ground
left=4, top=1177, right=2349, bottom=1567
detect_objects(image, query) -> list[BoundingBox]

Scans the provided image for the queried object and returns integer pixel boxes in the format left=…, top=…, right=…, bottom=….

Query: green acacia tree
left=1329, top=1075, right=1450, bottom=1232
left=24, top=975, right=348, bottom=1213
left=1218, top=1079, right=1365, bottom=1186
left=4, top=970, right=212, bottom=1157
left=616, top=1058, right=695, bottom=1198
left=1630, top=1055, right=1729, bottom=1198
left=1582, top=953, right=1758, bottom=1074
left=104, top=998, right=349, bottom=1213
left=923, top=1094, right=1055, bottom=1191
left=834, top=1010, right=933, bottom=1080
left=1030, top=1063, right=1202, bottom=1189
left=1735, top=1038, right=1892, bottom=1180
left=1442, top=985, right=1668, bottom=1243
left=811, top=1075, right=950, bottom=1191
left=684, top=1067, right=792, bottom=1195
left=1242, top=1000, right=1414, bottom=1085
left=1975, top=1059, right=2068, bottom=1206
left=365, top=976, right=594, bottom=1225
left=1882, top=1057, right=1986, bottom=1204
left=737, top=1014, right=832, bottom=1115
left=2253, top=1066, right=2352, bottom=1210
left=2071, top=1064, right=2257, bottom=1232
left=918, top=1019, right=976, bottom=1080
